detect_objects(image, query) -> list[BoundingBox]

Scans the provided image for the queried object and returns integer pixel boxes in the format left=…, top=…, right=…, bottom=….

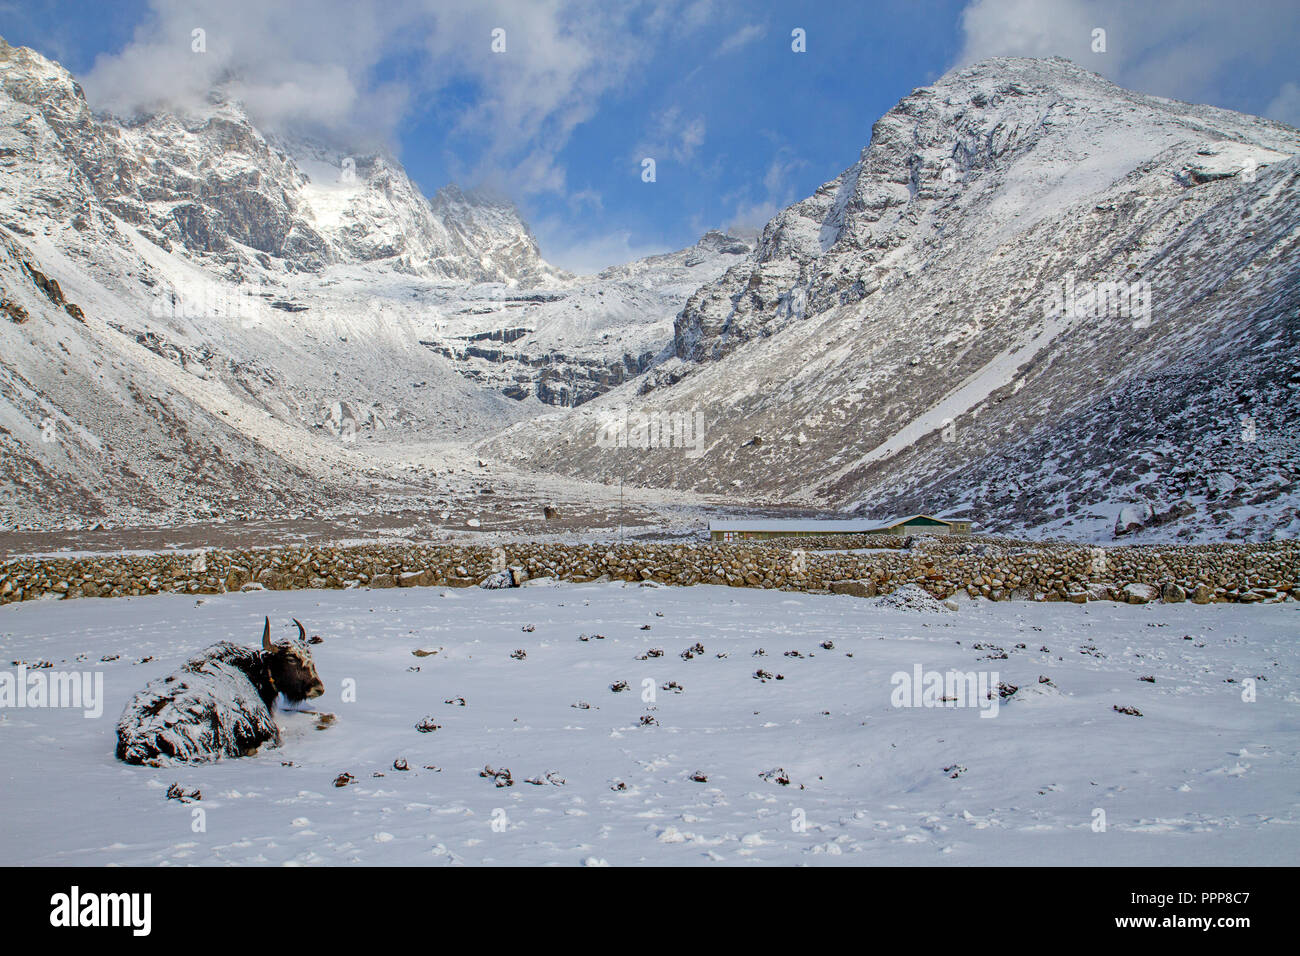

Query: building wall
left=711, top=530, right=866, bottom=541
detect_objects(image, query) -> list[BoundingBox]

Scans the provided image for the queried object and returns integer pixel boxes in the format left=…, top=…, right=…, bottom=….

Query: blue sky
left=3, top=1, right=1298, bottom=272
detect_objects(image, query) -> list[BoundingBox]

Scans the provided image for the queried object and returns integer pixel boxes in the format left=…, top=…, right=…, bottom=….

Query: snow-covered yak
left=115, top=618, right=324, bottom=765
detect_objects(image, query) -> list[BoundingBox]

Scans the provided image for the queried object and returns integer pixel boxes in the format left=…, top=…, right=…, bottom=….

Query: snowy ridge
left=0, top=34, right=561, bottom=285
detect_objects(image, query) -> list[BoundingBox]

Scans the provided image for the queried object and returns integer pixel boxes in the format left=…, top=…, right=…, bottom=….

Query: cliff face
left=0, top=37, right=551, bottom=528
left=420, top=229, right=754, bottom=408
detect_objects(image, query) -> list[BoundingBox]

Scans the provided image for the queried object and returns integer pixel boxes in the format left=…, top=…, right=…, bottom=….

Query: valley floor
left=1, top=582, right=1297, bottom=865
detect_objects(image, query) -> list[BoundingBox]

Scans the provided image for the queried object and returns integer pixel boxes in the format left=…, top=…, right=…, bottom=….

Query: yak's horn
left=293, top=618, right=306, bottom=643
left=262, top=616, right=273, bottom=651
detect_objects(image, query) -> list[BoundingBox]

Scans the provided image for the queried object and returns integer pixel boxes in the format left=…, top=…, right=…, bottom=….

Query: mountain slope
left=485, top=57, right=1300, bottom=541
left=5, top=39, right=1297, bottom=541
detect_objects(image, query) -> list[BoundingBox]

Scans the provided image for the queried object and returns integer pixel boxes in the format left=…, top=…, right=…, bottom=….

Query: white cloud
left=719, top=22, right=766, bottom=55
left=1265, top=81, right=1300, bottom=129
left=568, top=188, right=604, bottom=211
left=956, top=0, right=1300, bottom=109
left=420, top=0, right=659, bottom=197
left=959, top=0, right=1094, bottom=62
left=636, top=105, right=707, bottom=164
left=540, top=226, right=673, bottom=274
left=82, top=0, right=409, bottom=146
left=724, top=152, right=805, bottom=233
left=79, top=0, right=700, bottom=197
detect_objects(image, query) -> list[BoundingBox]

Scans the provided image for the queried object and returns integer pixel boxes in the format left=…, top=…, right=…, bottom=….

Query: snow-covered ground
left=2, top=583, right=1297, bottom=866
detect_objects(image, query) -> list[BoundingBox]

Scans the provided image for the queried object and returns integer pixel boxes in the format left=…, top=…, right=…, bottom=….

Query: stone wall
left=1, top=537, right=1297, bottom=606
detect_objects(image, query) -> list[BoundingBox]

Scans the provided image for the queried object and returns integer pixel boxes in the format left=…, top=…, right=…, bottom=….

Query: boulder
left=1113, top=501, right=1154, bottom=537
left=829, top=579, right=875, bottom=598
left=1123, top=583, right=1159, bottom=605
left=1085, top=582, right=1111, bottom=601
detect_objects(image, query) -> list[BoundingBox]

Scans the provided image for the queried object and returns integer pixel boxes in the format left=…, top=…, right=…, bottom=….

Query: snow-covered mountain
left=487, top=57, right=1300, bottom=542
left=4, top=38, right=1297, bottom=542
left=417, top=230, right=753, bottom=407
left=0, top=34, right=560, bottom=285
left=0, top=36, right=741, bottom=529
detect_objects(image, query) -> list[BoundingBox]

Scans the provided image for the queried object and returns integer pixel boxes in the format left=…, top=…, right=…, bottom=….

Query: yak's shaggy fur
left=116, top=618, right=324, bottom=765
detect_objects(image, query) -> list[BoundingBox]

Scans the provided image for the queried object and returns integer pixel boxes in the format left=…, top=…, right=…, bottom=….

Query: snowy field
left=1, top=582, right=1298, bottom=866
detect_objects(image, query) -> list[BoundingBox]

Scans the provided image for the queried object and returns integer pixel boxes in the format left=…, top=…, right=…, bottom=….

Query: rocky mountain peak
left=674, top=55, right=1299, bottom=364
left=695, top=229, right=753, bottom=255
left=0, top=35, right=562, bottom=285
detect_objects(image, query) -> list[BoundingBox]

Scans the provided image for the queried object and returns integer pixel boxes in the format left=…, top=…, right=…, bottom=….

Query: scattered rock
left=165, top=782, right=201, bottom=803
left=480, top=765, right=513, bottom=787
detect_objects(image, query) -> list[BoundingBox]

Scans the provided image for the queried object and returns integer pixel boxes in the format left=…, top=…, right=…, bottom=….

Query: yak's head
left=261, top=618, right=325, bottom=703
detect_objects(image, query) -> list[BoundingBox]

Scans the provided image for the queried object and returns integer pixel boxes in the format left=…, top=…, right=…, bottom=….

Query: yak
left=116, top=617, right=324, bottom=765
